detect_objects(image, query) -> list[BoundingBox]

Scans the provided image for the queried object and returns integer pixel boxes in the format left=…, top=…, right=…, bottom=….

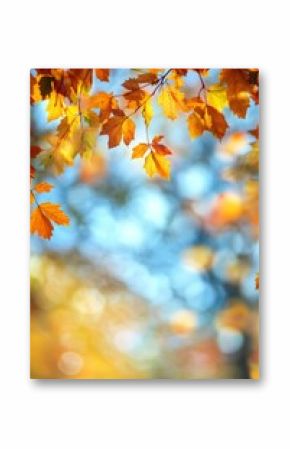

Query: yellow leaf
left=144, top=151, right=170, bottom=179
left=206, top=84, right=228, bottom=112
left=122, top=118, right=135, bottom=145
left=144, top=152, right=156, bottom=177
left=187, top=112, right=204, bottom=138
left=132, top=143, right=149, bottom=159
left=74, top=127, right=97, bottom=159
left=142, top=97, right=154, bottom=127
left=34, top=182, right=54, bottom=193
left=40, top=135, right=76, bottom=174
left=30, top=206, right=53, bottom=239
left=84, top=110, right=100, bottom=127
left=65, top=105, right=79, bottom=124
left=46, top=91, right=64, bottom=121
left=158, top=85, right=184, bottom=120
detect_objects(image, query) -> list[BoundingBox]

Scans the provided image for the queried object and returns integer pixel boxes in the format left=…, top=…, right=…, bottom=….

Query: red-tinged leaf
left=31, top=145, right=42, bottom=159
left=101, top=116, right=124, bottom=148
left=95, top=69, right=110, bottom=82
left=174, top=69, right=188, bottom=76
left=30, top=165, right=35, bottom=179
left=151, top=136, right=172, bottom=156
left=135, top=73, right=158, bottom=84
left=152, top=135, right=164, bottom=144
left=152, top=143, right=172, bottom=155
left=122, top=78, right=140, bottom=90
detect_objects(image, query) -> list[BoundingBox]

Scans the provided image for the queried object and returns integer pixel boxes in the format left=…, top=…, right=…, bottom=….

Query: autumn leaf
left=187, top=112, right=205, bottom=139
left=227, top=92, right=250, bottom=118
left=220, top=69, right=257, bottom=118
left=30, top=202, right=69, bottom=239
left=39, top=203, right=70, bottom=225
left=144, top=151, right=170, bottom=179
left=206, top=105, right=228, bottom=139
left=34, top=182, right=54, bottom=193
left=151, top=135, right=172, bottom=155
left=206, top=84, right=228, bottom=112
left=95, top=69, right=110, bottom=82
left=81, top=92, right=118, bottom=123
left=30, top=74, right=42, bottom=103
left=30, top=206, right=53, bottom=239
left=101, top=115, right=135, bottom=148
left=123, top=72, right=158, bottom=89
left=122, top=78, right=140, bottom=90
left=221, top=69, right=253, bottom=97
left=30, top=146, right=42, bottom=179
left=132, top=143, right=149, bottom=159
left=83, top=91, right=111, bottom=110
left=39, top=132, right=76, bottom=175
left=187, top=104, right=228, bottom=140
left=73, top=127, right=97, bottom=158
left=250, top=127, right=259, bottom=140
left=31, top=146, right=42, bottom=159
left=135, top=72, right=158, bottom=84
left=169, top=70, right=186, bottom=88
left=122, top=117, right=135, bottom=145
left=46, top=91, right=65, bottom=121
left=195, top=69, right=209, bottom=77
left=101, top=116, right=123, bottom=148
left=158, top=85, right=185, bottom=120
left=142, top=96, right=154, bottom=127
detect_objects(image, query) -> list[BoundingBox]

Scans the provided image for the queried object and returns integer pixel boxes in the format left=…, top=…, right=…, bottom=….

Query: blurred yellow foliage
left=30, top=254, right=151, bottom=379
left=170, top=310, right=197, bottom=335
left=183, top=245, right=214, bottom=272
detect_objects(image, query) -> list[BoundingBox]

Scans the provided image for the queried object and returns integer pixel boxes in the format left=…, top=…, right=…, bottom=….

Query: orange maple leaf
left=34, top=182, right=54, bottom=193
left=101, top=115, right=135, bottom=148
left=31, top=202, right=69, bottom=239
left=220, top=69, right=258, bottom=118
left=30, top=206, right=54, bottom=239
left=187, top=103, right=228, bottom=140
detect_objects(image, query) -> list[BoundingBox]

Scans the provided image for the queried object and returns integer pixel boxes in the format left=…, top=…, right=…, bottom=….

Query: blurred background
left=30, top=69, right=259, bottom=379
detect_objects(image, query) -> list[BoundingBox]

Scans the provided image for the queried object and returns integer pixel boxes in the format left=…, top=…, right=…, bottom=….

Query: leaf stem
left=128, top=69, right=173, bottom=118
